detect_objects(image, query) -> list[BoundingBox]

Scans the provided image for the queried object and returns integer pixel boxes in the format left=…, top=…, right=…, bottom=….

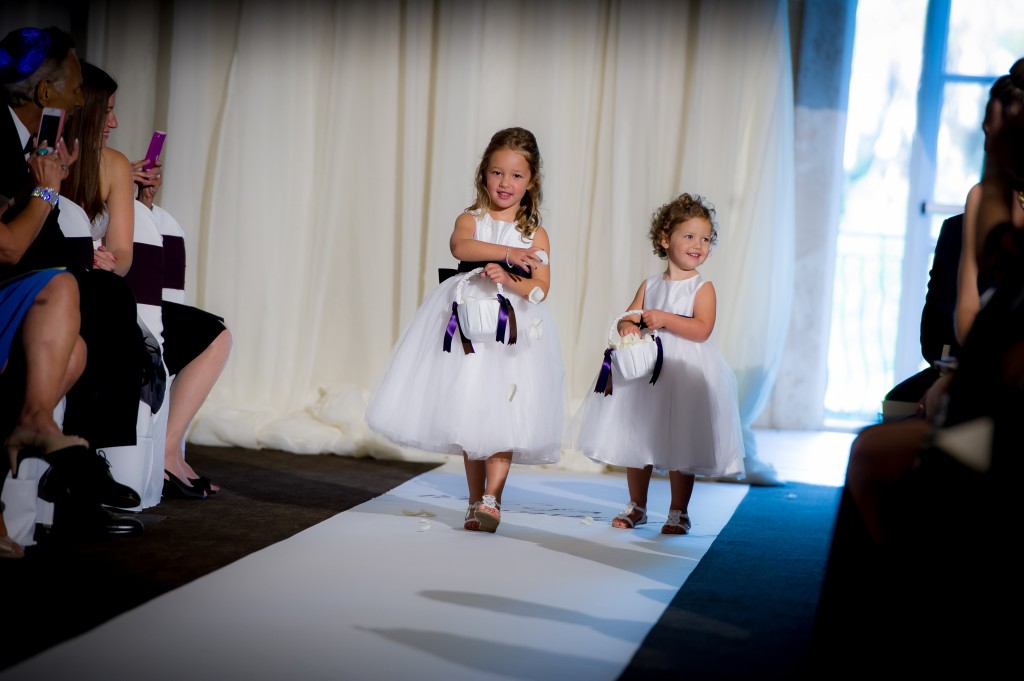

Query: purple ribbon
left=443, top=302, right=459, bottom=353
left=442, top=302, right=475, bottom=354
left=496, top=294, right=517, bottom=345
left=594, top=348, right=614, bottom=395
left=594, top=336, right=663, bottom=394
left=650, top=336, right=664, bottom=385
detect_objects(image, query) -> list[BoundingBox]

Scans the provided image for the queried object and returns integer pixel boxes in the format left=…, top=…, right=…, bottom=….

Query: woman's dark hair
left=62, top=60, right=117, bottom=220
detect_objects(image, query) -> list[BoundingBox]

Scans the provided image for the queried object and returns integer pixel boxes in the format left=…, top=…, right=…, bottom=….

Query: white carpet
left=2, top=460, right=748, bottom=681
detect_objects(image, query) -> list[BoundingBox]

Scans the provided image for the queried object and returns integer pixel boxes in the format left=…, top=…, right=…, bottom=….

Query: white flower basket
left=608, top=310, right=660, bottom=380
left=455, top=267, right=505, bottom=341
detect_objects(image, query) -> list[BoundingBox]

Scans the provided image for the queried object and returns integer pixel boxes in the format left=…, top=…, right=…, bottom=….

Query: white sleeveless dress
left=572, top=273, right=744, bottom=476
left=365, top=212, right=565, bottom=464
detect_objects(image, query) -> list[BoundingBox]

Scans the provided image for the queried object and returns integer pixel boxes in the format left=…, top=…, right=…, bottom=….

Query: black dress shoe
left=40, top=446, right=142, bottom=509
left=52, top=498, right=144, bottom=536
left=96, top=508, right=144, bottom=535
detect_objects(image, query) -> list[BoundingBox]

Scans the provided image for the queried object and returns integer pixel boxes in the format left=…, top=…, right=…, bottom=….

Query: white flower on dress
left=529, top=317, right=544, bottom=340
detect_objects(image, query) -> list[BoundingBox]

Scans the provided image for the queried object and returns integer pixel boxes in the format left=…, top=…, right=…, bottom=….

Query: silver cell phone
left=35, top=107, right=66, bottom=148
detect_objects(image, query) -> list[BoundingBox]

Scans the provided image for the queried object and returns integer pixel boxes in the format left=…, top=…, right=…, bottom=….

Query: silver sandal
left=661, top=510, right=691, bottom=535
left=612, top=501, right=647, bottom=528
left=464, top=502, right=481, bottom=531
left=474, top=494, right=501, bottom=533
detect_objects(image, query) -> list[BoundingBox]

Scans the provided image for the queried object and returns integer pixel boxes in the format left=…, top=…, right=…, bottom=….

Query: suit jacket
left=919, top=213, right=964, bottom=364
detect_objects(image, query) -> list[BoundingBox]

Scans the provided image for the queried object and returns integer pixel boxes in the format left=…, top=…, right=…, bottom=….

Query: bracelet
left=30, top=186, right=58, bottom=209
left=504, top=246, right=511, bottom=267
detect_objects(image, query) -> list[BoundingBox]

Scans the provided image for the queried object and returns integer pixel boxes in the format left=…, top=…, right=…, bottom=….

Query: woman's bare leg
left=17, top=273, right=80, bottom=436
left=845, top=419, right=930, bottom=545
left=164, top=328, right=231, bottom=487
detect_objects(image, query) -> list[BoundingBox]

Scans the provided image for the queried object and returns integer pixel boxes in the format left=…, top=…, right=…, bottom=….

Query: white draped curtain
left=7, top=0, right=800, bottom=475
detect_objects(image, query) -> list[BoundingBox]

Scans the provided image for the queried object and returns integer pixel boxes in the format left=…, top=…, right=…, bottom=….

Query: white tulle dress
left=571, top=273, right=744, bottom=477
left=365, top=212, right=565, bottom=465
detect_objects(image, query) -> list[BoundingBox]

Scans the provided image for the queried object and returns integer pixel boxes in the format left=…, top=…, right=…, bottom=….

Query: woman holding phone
left=62, top=61, right=232, bottom=500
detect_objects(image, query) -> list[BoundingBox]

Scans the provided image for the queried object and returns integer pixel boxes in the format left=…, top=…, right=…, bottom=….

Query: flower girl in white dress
left=365, top=128, right=565, bottom=533
left=572, top=193, right=744, bottom=535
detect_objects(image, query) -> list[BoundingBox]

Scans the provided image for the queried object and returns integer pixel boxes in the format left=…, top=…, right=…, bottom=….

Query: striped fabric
left=152, top=205, right=186, bottom=304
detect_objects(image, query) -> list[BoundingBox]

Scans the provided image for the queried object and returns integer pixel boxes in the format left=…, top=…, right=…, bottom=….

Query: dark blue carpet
left=618, top=482, right=841, bottom=681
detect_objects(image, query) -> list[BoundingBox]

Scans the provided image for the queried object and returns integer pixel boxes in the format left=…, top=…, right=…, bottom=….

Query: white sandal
left=464, top=502, right=481, bottom=531
left=474, top=495, right=501, bottom=533
left=612, top=501, right=647, bottom=528
left=661, top=510, right=691, bottom=535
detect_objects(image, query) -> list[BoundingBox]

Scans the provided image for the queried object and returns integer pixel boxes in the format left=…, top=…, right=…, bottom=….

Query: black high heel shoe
left=163, top=471, right=207, bottom=499
left=188, top=475, right=217, bottom=494
left=5, top=426, right=88, bottom=477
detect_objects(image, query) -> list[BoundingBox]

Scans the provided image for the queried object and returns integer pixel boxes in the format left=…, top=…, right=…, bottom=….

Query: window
left=825, top=0, right=1024, bottom=426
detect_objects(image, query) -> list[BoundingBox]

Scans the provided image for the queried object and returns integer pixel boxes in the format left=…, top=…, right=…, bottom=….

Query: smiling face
left=100, top=92, right=118, bottom=146
left=484, top=147, right=532, bottom=217
left=662, top=216, right=713, bottom=273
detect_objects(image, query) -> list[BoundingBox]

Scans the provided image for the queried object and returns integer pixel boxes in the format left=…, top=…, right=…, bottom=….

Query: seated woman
left=1, top=136, right=86, bottom=556
left=64, top=62, right=231, bottom=499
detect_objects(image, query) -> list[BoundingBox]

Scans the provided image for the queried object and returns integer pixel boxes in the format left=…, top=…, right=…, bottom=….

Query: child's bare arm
left=641, top=282, right=717, bottom=342
left=616, top=281, right=646, bottom=336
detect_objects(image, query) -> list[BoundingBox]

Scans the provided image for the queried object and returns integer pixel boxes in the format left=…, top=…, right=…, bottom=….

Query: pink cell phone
left=35, top=107, right=66, bottom=149
left=142, top=130, right=167, bottom=170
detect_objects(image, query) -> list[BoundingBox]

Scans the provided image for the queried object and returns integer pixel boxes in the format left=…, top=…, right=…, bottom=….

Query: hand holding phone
left=142, top=130, right=167, bottom=170
left=34, top=107, right=66, bottom=149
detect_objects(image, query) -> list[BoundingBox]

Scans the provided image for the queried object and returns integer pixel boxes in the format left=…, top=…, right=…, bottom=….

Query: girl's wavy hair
left=466, top=127, right=543, bottom=239
left=61, top=61, right=117, bottom=221
left=648, top=192, right=718, bottom=259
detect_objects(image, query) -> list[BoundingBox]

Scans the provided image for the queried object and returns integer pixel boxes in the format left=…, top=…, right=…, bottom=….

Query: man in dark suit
left=882, top=212, right=964, bottom=416
left=1, top=26, right=143, bottom=537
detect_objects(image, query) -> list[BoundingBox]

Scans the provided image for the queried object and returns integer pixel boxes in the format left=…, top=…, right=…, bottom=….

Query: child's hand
left=93, top=245, right=118, bottom=271
left=507, top=246, right=545, bottom=271
left=482, top=262, right=515, bottom=285
left=617, top=320, right=641, bottom=337
left=640, top=309, right=669, bottom=330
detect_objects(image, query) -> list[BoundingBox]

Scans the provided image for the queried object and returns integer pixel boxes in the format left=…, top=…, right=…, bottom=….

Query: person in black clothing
left=882, top=212, right=963, bottom=412
left=808, top=58, right=1024, bottom=677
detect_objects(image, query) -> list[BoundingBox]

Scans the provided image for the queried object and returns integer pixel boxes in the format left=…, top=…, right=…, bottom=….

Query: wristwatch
left=30, top=186, right=59, bottom=209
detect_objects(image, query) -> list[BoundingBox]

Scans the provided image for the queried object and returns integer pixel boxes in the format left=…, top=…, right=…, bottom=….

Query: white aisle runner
left=2, top=460, right=747, bottom=681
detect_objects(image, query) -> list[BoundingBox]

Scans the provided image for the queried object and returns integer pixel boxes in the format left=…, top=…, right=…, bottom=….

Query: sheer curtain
left=86, top=0, right=795, bottom=478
